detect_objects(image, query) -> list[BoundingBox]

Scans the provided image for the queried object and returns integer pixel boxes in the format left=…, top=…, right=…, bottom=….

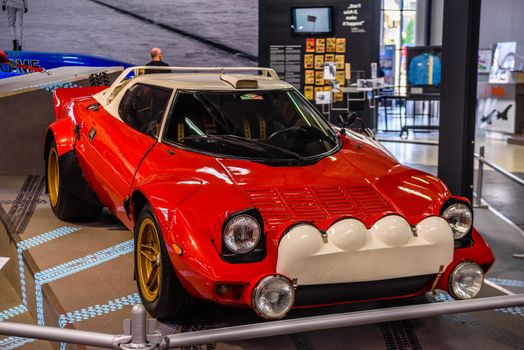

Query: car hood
left=214, top=141, right=450, bottom=230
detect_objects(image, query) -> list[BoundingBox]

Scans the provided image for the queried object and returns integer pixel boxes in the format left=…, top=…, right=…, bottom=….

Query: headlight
left=442, top=203, right=472, bottom=239
left=252, top=275, right=295, bottom=319
left=449, top=261, right=484, bottom=299
left=223, top=214, right=261, bottom=254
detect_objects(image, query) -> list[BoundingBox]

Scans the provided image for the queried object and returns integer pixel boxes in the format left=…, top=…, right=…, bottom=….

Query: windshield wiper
left=219, top=134, right=305, bottom=163
left=181, top=134, right=305, bottom=164
left=181, top=135, right=266, bottom=153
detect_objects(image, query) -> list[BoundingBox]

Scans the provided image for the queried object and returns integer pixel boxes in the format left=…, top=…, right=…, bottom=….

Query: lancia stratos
left=44, top=66, right=495, bottom=320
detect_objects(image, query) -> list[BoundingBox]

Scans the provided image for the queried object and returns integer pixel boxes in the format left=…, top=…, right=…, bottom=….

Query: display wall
left=259, top=0, right=380, bottom=122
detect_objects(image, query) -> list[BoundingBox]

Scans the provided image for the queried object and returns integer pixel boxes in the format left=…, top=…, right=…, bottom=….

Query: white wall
left=415, top=0, right=427, bottom=45
left=429, top=0, right=524, bottom=49
left=478, top=0, right=524, bottom=51
left=430, top=0, right=443, bottom=46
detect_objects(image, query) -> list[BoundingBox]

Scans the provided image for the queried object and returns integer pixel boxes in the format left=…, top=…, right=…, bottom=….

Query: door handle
left=88, top=128, right=96, bottom=141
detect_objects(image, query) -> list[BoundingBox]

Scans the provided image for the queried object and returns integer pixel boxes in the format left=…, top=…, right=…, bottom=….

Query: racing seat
left=240, top=114, right=269, bottom=140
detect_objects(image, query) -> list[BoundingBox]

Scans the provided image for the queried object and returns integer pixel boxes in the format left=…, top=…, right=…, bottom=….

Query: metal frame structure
left=1, top=295, right=524, bottom=349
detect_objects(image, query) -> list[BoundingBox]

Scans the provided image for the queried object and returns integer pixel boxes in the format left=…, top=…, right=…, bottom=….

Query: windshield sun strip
left=286, top=91, right=312, bottom=128
left=288, top=91, right=331, bottom=138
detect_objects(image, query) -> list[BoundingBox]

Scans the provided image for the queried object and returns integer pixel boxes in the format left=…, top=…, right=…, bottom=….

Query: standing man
left=2, top=0, right=28, bottom=51
left=145, top=47, right=169, bottom=74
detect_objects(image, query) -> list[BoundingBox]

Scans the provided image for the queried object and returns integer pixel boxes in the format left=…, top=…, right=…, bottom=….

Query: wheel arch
left=44, top=129, right=55, bottom=163
left=44, top=118, right=76, bottom=159
left=131, top=190, right=149, bottom=225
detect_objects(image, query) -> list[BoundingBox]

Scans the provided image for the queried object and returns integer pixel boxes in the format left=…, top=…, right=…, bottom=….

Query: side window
left=118, top=84, right=172, bottom=137
left=164, top=93, right=213, bottom=142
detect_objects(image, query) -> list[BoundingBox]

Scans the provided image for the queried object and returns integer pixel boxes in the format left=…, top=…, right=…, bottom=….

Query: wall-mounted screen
left=291, top=7, right=333, bottom=35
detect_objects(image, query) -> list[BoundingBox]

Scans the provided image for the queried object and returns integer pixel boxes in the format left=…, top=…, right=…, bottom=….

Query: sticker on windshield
left=240, top=94, right=264, bottom=100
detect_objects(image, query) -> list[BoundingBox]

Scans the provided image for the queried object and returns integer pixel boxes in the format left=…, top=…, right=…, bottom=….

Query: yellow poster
left=304, top=86, right=314, bottom=100
left=336, top=38, right=346, bottom=53
left=324, top=86, right=332, bottom=92
left=305, top=70, right=315, bottom=84
left=315, top=71, right=325, bottom=85
left=325, top=54, right=335, bottom=63
left=334, top=91, right=344, bottom=102
left=335, top=55, right=345, bottom=69
left=314, top=55, right=324, bottom=70
left=315, top=38, right=325, bottom=53
left=304, top=54, right=314, bottom=69
left=306, top=38, right=315, bottom=52
left=314, top=86, right=324, bottom=95
left=326, top=38, right=336, bottom=52
left=336, top=71, right=345, bottom=86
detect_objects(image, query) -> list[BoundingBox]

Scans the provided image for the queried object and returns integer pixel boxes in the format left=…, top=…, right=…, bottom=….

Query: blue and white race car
left=0, top=50, right=130, bottom=79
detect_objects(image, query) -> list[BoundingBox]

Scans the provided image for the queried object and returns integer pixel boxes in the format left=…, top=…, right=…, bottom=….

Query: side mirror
left=338, top=112, right=358, bottom=128
left=338, top=112, right=375, bottom=138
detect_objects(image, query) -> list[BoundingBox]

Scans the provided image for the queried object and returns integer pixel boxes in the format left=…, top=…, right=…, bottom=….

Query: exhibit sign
left=302, top=36, right=348, bottom=102
left=269, top=45, right=302, bottom=89
left=478, top=49, right=492, bottom=74
left=490, top=42, right=517, bottom=83
left=341, top=1, right=367, bottom=33
left=380, top=44, right=395, bottom=86
left=477, top=82, right=516, bottom=134
left=315, top=90, right=332, bottom=104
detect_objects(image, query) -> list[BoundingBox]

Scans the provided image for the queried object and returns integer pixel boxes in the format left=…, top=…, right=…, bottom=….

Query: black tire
left=134, top=204, right=196, bottom=320
left=46, top=141, right=102, bottom=221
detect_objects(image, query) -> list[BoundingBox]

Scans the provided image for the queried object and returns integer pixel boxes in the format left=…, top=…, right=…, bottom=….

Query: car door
left=76, top=83, right=173, bottom=226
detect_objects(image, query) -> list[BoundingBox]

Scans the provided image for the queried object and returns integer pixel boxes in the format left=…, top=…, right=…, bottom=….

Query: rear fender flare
left=44, top=118, right=76, bottom=159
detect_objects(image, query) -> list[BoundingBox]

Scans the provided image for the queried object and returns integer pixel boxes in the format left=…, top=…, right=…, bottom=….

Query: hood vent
left=220, top=74, right=259, bottom=89
left=244, top=186, right=393, bottom=229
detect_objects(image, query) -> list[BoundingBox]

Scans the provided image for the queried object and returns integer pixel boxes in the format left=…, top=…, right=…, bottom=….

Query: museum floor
left=1, top=138, right=523, bottom=350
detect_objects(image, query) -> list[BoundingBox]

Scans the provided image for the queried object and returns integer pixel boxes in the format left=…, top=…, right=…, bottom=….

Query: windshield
left=163, top=89, right=339, bottom=164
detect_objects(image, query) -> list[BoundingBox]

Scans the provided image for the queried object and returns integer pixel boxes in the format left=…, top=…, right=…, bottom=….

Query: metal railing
left=474, top=145, right=524, bottom=259
left=1, top=295, right=524, bottom=349
left=474, top=145, right=524, bottom=208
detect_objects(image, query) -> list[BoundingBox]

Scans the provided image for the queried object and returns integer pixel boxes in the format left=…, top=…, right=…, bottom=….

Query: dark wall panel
left=259, top=0, right=380, bottom=123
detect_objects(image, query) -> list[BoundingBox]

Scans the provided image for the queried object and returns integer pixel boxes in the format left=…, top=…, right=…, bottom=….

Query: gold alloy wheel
left=137, top=218, right=162, bottom=303
left=47, top=148, right=59, bottom=208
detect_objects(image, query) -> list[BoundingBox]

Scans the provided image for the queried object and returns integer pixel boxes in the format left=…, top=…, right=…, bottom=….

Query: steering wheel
left=267, top=126, right=310, bottom=141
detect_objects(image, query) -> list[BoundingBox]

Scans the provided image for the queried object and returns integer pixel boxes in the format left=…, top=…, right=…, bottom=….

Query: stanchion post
left=131, top=305, right=147, bottom=345
left=474, top=146, right=485, bottom=207
left=119, top=304, right=162, bottom=350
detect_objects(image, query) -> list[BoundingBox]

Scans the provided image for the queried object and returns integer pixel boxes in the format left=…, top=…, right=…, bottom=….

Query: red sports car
left=45, top=66, right=494, bottom=320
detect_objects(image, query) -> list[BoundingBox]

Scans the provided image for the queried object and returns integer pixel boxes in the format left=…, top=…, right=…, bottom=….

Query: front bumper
left=169, top=218, right=493, bottom=312
left=277, top=215, right=454, bottom=286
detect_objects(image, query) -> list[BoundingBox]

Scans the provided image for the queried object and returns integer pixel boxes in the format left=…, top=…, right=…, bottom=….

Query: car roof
left=129, top=73, right=293, bottom=91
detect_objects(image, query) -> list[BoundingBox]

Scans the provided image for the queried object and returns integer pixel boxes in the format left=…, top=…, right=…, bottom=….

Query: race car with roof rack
left=44, top=66, right=494, bottom=320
